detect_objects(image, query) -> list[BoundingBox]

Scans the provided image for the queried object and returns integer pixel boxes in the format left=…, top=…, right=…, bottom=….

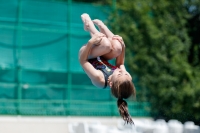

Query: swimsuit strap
left=100, top=69, right=110, bottom=88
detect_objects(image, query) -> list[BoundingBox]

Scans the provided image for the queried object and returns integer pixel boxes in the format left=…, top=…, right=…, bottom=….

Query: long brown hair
left=111, top=79, right=136, bottom=124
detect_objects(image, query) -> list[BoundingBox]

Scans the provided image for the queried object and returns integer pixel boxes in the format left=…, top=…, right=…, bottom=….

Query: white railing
left=69, top=119, right=200, bottom=133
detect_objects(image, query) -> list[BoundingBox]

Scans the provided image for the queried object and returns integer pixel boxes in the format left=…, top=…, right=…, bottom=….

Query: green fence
left=0, top=0, right=150, bottom=117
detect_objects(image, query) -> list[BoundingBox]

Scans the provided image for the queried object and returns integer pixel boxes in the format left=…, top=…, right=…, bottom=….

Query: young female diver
left=79, top=13, right=136, bottom=124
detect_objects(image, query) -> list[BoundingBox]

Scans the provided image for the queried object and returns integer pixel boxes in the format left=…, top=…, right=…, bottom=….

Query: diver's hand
left=112, top=35, right=125, bottom=47
left=88, top=33, right=105, bottom=46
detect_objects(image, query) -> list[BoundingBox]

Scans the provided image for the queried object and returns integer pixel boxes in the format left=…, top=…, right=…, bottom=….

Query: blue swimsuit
left=88, top=57, right=117, bottom=88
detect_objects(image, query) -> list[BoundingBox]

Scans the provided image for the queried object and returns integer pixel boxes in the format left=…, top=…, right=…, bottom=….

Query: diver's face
left=111, top=68, right=132, bottom=82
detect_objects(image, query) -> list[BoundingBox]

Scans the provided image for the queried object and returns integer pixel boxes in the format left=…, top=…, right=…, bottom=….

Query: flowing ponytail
left=111, top=78, right=136, bottom=125
left=117, top=98, right=134, bottom=125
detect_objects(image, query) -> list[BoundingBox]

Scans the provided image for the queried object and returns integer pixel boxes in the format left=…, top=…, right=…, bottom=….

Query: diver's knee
left=78, top=45, right=86, bottom=59
left=101, top=37, right=112, bottom=52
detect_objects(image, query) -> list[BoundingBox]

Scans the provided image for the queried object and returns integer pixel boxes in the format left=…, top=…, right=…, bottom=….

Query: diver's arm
left=114, top=35, right=126, bottom=68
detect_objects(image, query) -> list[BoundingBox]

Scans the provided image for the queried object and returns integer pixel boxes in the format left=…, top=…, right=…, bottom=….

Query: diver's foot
left=81, top=13, right=93, bottom=31
left=93, top=19, right=106, bottom=31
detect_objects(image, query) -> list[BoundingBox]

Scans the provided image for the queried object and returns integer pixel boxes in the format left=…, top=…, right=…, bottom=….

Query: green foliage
left=106, top=0, right=200, bottom=123
left=55, top=0, right=110, bottom=5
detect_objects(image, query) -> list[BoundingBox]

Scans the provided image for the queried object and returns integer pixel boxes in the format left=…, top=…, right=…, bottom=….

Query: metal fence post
left=66, top=0, right=72, bottom=115
left=14, top=0, right=22, bottom=115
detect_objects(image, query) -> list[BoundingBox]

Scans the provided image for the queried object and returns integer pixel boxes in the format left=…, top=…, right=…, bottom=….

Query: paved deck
left=0, top=116, right=147, bottom=133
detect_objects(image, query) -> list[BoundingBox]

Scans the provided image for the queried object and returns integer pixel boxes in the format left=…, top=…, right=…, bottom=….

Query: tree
left=105, top=0, right=200, bottom=124
left=186, top=0, right=200, bottom=67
